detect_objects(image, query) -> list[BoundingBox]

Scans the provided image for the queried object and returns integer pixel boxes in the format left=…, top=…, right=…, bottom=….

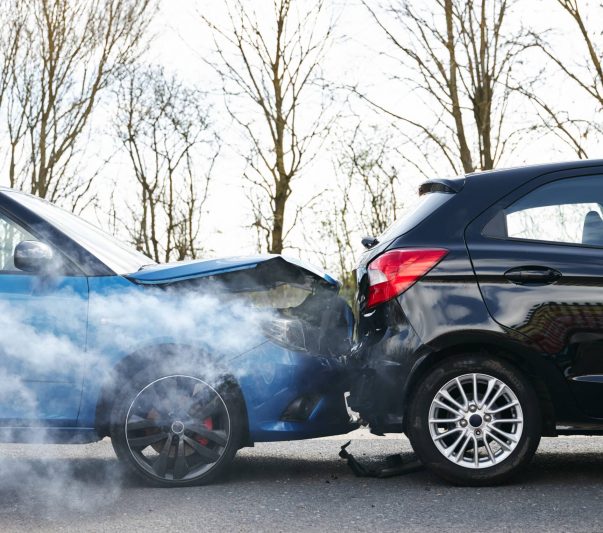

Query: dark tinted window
left=378, top=191, right=456, bottom=243
left=484, top=175, right=603, bottom=246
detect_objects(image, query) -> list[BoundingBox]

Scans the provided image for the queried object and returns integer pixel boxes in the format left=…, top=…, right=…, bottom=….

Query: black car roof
left=401, top=159, right=603, bottom=248
left=465, top=159, right=603, bottom=188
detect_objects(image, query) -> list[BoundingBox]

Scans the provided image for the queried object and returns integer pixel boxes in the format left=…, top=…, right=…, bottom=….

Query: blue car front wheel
left=111, top=370, right=243, bottom=487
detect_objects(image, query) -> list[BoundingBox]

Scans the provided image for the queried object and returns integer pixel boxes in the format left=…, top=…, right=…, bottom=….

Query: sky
left=140, top=0, right=392, bottom=259
left=69, top=0, right=603, bottom=266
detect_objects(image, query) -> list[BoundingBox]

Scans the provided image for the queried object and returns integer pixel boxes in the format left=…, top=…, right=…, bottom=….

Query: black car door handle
left=504, top=266, right=562, bottom=285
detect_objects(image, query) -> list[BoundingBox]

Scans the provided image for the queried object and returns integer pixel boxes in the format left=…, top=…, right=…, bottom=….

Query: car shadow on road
left=517, top=450, right=603, bottom=486
left=225, top=448, right=603, bottom=487
left=0, top=445, right=602, bottom=512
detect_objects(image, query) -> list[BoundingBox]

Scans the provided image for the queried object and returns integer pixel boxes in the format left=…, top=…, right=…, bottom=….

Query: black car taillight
left=367, top=248, right=448, bottom=308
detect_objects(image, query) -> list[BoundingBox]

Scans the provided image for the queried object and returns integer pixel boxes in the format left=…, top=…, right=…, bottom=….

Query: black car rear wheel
left=111, top=371, right=242, bottom=487
left=406, top=354, right=541, bottom=486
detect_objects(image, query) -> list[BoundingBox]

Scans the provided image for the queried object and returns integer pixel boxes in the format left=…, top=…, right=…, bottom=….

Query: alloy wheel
left=428, top=372, right=523, bottom=469
left=124, top=375, right=231, bottom=482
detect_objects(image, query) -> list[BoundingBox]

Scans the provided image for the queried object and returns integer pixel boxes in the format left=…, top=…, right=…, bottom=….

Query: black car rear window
left=377, top=188, right=460, bottom=243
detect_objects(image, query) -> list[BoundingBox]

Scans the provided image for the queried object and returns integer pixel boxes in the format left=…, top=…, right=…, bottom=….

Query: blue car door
left=0, top=212, right=88, bottom=424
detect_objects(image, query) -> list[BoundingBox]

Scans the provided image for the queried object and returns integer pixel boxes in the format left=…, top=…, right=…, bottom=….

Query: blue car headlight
left=262, top=316, right=307, bottom=352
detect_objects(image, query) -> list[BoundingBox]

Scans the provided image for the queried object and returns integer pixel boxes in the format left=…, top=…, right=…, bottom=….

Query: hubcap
left=469, top=414, right=482, bottom=427
left=125, top=375, right=231, bottom=482
left=171, top=421, right=185, bottom=434
left=428, top=372, right=523, bottom=469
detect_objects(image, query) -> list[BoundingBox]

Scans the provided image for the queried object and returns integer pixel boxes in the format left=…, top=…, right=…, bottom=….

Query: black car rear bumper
left=348, top=299, right=426, bottom=433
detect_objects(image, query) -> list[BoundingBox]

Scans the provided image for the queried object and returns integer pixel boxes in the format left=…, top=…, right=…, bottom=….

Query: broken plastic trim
left=339, top=441, right=424, bottom=478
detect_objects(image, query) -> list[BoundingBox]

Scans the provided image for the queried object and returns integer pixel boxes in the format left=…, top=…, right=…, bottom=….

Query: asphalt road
left=0, top=429, right=602, bottom=532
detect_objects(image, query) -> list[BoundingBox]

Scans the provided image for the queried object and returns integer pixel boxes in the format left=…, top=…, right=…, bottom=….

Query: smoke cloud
left=0, top=281, right=277, bottom=513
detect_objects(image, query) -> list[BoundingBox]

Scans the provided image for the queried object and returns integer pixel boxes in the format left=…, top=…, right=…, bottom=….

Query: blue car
left=0, top=188, right=356, bottom=486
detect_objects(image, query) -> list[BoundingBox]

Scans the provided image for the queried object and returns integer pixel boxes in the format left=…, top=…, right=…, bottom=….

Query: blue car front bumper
left=235, top=343, right=357, bottom=442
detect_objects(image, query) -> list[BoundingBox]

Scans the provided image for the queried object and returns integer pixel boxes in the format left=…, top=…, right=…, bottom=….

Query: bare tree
left=1, top=0, right=156, bottom=210
left=0, top=1, right=25, bottom=111
left=115, top=65, right=219, bottom=263
left=312, top=123, right=406, bottom=295
left=362, top=0, right=531, bottom=174
left=0, top=1, right=26, bottom=188
left=202, top=0, right=335, bottom=254
left=339, top=124, right=402, bottom=238
left=523, top=0, right=603, bottom=158
left=549, top=1, right=603, bottom=109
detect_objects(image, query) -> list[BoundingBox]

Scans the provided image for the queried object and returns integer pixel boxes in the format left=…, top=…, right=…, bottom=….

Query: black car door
left=465, top=169, right=603, bottom=418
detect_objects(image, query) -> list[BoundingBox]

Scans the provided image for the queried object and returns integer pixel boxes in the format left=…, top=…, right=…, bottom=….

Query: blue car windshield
left=6, top=191, right=155, bottom=274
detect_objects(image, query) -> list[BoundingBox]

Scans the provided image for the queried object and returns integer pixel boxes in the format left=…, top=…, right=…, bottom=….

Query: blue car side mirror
left=14, top=240, right=54, bottom=273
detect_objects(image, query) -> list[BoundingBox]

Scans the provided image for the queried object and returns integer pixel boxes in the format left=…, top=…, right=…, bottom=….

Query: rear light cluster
left=367, top=248, right=448, bottom=309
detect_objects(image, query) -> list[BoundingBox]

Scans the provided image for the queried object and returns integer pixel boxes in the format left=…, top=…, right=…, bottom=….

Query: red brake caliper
left=196, top=417, right=213, bottom=445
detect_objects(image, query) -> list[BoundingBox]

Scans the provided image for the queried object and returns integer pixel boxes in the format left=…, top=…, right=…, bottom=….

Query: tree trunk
left=445, top=0, right=474, bottom=173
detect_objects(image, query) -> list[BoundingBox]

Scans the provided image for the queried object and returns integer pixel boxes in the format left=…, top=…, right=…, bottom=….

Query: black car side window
left=0, top=213, right=36, bottom=271
left=484, top=175, right=603, bottom=247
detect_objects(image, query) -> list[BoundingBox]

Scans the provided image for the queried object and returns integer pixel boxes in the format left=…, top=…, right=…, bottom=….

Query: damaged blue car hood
left=126, top=254, right=340, bottom=287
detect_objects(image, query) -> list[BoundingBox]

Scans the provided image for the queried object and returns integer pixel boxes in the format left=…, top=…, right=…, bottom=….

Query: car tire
left=406, top=354, right=541, bottom=486
left=110, top=365, right=244, bottom=487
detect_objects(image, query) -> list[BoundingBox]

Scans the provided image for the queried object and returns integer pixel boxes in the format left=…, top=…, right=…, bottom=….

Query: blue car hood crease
left=125, top=254, right=340, bottom=287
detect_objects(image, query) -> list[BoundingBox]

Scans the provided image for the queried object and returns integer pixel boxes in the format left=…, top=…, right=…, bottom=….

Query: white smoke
left=0, top=440, right=124, bottom=517
left=0, top=283, right=277, bottom=513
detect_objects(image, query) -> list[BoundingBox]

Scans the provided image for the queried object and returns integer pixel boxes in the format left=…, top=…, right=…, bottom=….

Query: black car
left=349, top=159, right=603, bottom=485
